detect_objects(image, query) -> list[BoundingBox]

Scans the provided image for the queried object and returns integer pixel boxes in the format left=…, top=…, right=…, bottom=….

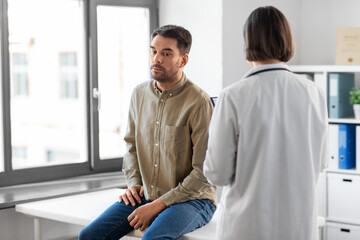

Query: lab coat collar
left=243, top=63, right=290, bottom=79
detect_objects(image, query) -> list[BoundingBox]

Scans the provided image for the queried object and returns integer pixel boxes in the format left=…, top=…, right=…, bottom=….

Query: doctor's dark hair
left=243, top=6, right=294, bottom=62
left=151, top=25, right=192, bottom=55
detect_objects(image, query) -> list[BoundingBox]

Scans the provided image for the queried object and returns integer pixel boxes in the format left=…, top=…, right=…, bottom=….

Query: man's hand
left=128, top=198, right=167, bottom=231
left=119, top=185, right=144, bottom=206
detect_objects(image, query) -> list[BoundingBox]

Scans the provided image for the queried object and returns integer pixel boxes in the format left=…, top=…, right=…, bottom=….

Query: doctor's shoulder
left=217, top=78, right=256, bottom=106
left=224, top=76, right=255, bottom=93
left=291, top=72, right=326, bottom=99
left=291, top=72, right=318, bottom=88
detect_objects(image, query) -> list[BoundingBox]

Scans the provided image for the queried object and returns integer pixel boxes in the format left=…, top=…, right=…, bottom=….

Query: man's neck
left=156, top=73, right=183, bottom=92
left=248, top=59, right=281, bottom=67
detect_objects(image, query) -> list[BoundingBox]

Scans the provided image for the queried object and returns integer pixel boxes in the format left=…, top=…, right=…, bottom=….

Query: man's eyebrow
left=149, top=46, right=174, bottom=52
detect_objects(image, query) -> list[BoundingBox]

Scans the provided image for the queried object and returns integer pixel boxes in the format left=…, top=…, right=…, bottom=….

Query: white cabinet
left=327, top=173, right=360, bottom=224
left=326, top=222, right=360, bottom=240
left=290, top=65, right=360, bottom=240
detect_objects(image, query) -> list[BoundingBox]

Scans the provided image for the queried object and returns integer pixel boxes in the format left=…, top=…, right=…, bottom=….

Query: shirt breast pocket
left=163, top=125, right=191, bottom=154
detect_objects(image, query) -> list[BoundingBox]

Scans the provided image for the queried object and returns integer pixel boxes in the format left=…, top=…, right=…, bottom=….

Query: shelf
left=329, top=118, right=360, bottom=124
left=291, top=65, right=360, bottom=234
left=326, top=169, right=360, bottom=175
left=290, top=65, right=360, bottom=73
left=326, top=217, right=360, bottom=226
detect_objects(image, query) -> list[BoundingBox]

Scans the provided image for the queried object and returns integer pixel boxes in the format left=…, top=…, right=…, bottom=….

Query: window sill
left=0, top=171, right=126, bottom=209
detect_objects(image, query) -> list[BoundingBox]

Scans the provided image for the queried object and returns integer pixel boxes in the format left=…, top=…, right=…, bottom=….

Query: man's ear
left=181, top=54, right=189, bottom=68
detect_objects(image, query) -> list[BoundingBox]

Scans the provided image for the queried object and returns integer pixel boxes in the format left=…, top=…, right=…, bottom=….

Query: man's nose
left=153, top=53, right=162, bottom=63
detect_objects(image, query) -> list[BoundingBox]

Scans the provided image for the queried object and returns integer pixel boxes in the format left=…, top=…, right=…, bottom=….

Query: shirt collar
left=152, top=72, right=187, bottom=97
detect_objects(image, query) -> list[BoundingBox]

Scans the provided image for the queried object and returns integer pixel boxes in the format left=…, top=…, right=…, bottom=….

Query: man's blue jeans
left=79, top=197, right=215, bottom=240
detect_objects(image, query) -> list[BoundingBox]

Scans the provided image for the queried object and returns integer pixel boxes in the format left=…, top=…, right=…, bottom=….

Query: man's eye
left=163, top=52, right=171, bottom=56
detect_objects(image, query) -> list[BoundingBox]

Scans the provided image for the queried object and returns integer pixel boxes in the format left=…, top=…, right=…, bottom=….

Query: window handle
left=93, top=88, right=101, bottom=111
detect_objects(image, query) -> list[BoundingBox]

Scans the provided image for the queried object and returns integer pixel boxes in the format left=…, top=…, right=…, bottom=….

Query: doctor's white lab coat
left=204, top=63, right=328, bottom=240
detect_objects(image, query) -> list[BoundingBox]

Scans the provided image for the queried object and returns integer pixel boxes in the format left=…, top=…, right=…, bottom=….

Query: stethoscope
left=245, top=68, right=291, bottom=78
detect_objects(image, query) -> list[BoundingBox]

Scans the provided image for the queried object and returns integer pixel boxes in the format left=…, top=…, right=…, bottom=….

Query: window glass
left=46, top=149, right=80, bottom=163
left=12, top=146, right=27, bottom=168
left=8, top=0, right=87, bottom=169
left=96, top=6, right=150, bottom=159
left=12, top=53, right=28, bottom=96
left=60, top=52, right=78, bottom=99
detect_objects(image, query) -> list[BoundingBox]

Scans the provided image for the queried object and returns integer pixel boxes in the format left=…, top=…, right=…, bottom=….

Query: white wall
left=222, top=0, right=301, bottom=87
left=298, top=0, right=360, bottom=64
left=223, top=0, right=360, bottom=87
left=158, top=0, right=309, bottom=90
left=158, top=0, right=223, bottom=97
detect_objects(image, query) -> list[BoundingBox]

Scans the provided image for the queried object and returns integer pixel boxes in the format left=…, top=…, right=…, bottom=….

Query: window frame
left=89, top=0, right=158, bottom=171
left=0, top=0, right=158, bottom=187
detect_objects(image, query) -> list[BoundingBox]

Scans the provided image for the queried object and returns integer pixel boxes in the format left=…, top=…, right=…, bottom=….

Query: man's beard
left=150, top=61, right=181, bottom=83
left=151, top=64, right=170, bottom=82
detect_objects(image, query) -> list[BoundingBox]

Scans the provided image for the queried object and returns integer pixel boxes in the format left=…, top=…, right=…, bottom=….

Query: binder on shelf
left=338, top=124, right=356, bottom=169
left=329, top=124, right=339, bottom=169
left=357, top=126, right=360, bottom=172
left=328, top=73, right=355, bottom=118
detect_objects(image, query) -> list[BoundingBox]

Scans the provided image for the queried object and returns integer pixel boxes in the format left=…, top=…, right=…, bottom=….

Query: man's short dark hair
left=151, top=25, right=192, bottom=55
left=243, top=6, right=294, bottom=62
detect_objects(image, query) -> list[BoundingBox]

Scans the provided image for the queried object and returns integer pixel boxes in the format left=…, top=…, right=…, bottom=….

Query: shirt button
left=170, top=93, right=173, bottom=96
left=151, top=185, right=154, bottom=189
left=160, top=99, right=164, bottom=102
left=155, top=164, right=158, bottom=167
left=155, top=143, right=159, bottom=146
left=156, top=121, right=159, bottom=125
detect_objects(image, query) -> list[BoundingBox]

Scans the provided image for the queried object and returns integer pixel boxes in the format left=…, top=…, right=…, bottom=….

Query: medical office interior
left=0, top=0, right=360, bottom=239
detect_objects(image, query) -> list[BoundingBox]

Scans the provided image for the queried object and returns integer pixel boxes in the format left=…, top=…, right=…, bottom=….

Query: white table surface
left=15, top=188, right=219, bottom=239
left=15, top=188, right=145, bottom=238
left=15, top=187, right=324, bottom=240
left=16, top=188, right=125, bottom=226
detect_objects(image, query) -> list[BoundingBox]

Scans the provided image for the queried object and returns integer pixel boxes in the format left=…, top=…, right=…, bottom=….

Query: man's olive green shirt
left=123, top=73, right=216, bottom=206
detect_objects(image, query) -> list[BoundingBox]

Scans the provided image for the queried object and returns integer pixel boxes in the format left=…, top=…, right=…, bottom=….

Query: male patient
left=79, top=25, right=216, bottom=240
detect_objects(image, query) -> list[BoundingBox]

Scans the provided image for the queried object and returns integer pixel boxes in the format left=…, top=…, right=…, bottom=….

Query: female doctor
left=203, top=6, right=328, bottom=240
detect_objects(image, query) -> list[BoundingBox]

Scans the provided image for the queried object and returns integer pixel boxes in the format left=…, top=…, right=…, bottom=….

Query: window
left=11, top=146, right=27, bottom=168
left=96, top=6, right=151, bottom=159
left=46, top=149, right=79, bottom=163
left=11, top=53, right=28, bottom=96
left=8, top=0, right=87, bottom=170
left=0, top=0, right=158, bottom=186
left=60, top=52, right=78, bottom=99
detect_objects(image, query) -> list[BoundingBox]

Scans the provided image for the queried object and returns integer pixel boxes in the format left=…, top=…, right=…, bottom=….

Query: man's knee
left=142, top=230, right=169, bottom=240
left=78, top=226, right=93, bottom=240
